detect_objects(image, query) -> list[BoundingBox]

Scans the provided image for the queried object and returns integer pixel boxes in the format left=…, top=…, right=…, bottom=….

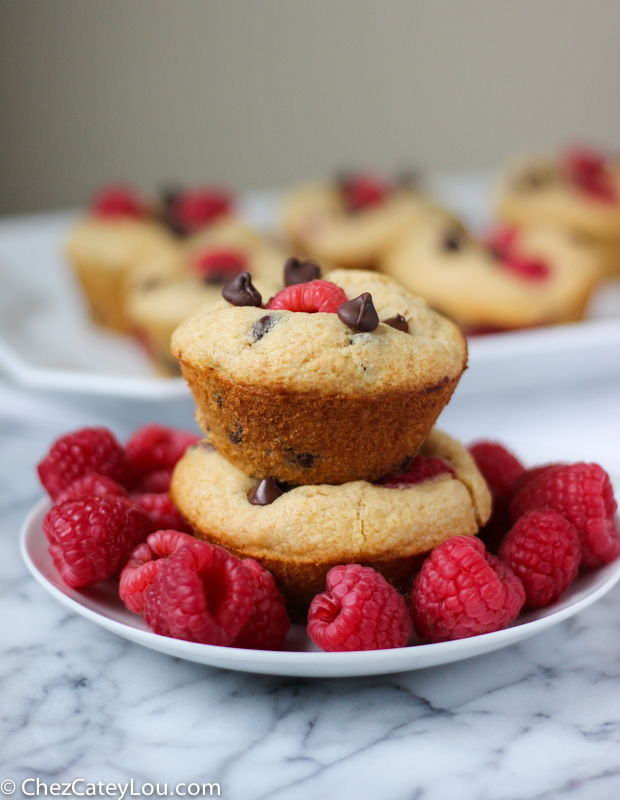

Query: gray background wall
left=0, top=0, right=619, bottom=214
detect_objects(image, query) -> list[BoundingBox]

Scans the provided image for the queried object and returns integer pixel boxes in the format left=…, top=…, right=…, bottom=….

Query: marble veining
left=2, top=378, right=620, bottom=800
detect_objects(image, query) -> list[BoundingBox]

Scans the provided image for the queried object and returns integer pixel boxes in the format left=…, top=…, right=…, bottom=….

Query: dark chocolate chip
left=382, top=314, right=409, bottom=333
left=442, top=231, right=464, bottom=252
left=284, top=257, right=321, bottom=287
left=228, top=425, right=243, bottom=444
left=337, top=293, right=379, bottom=332
left=285, top=448, right=316, bottom=469
left=247, top=478, right=284, bottom=506
left=222, top=272, right=262, bottom=307
left=253, top=314, right=277, bottom=341
left=214, top=393, right=223, bottom=409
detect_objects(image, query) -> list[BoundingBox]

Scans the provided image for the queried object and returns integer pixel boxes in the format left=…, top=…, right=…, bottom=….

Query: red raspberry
left=125, top=424, right=200, bottom=480
left=43, top=496, right=151, bottom=588
left=233, top=559, right=290, bottom=650
left=499, top=510, right=581, bottom=608
left=134, top=468, right=173, bottom=494
left=341, top=174, right=389, bottom=212
left=132, top=492, right=193, bottom=535
left=192, top=248, right=247, bottom=283
left=410, top=536, right=525, bottom=642
left=563, top=148, right=617, bottom=203
left=38, top=427, right=134, bottom=500
left=469, top=441, right=525, bottom=553
left=307, top=565, right=412, bottom=652
left=120, top=529, right=196, bottom=613
left=486, top=228, right=550, bottom=281
left=510, top=463, right=620, bottom=567
left=266, top=280, right=348, bottom=314
left=377, top=455, right=455, bottom=489
left=55, top=472, right=128, bottom=504
left=171, top=189, right=232, bottom=233
left=91, top=185, right=145, bottom=218
left=143, top=539, right=255, bottom=645
left=510, top=464, right=557, bottom=498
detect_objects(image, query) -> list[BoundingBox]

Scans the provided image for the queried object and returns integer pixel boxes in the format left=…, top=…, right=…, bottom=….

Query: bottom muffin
left=170, top=429, right=491, bottom=619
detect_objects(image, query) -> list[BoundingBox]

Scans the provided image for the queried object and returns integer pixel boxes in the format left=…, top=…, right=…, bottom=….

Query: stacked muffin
left=169, top=259, right=491, bottom=618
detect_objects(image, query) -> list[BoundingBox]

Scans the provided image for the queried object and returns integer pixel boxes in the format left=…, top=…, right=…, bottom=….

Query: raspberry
left=341, top=174, right=389, bottom=212
left=91, top=185, right=144, bottom=218
left=143, top=539, right=255, bottom=645
left=469, top=441, right=525, bottom=553
left=170, top=189, right=232, bottom=233
left=486, top=228, right=550, bottom=281
left=377, top=455, right=455, bottom=489
left=563, top=148, right=617, bottom=203
left=266, top=280, right=348, bottom=314
left=499, top=510, right=581, bottom=607
left=192, top=248, right=247, bottom=283
left=38, top=427, right=134, bottom=500
left=307, top=565, right=412, bottom=652
left=134, top=468, right=173, bottom=494
left=132, top=492, right=193, bottom=535
left=120, top=529, right=196, bottom=613
left=125, top=424, right=200, bottom=480
left=233, top=559, right=290, bottom=650
left=410, top=536, right=525, bottom=642
left=43, top=496, right=151, bottom=588
left=55, top=473, right=128, bottom=504
left=511, top=465, right=557, bottom=497
left=510, top=463, right=620, bottom=567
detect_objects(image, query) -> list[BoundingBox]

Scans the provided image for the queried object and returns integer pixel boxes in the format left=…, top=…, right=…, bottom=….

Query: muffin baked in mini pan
left=171, top=430, right=491, bottom=619
left=282, top=173, right=431, bottom=270
left=381, top=207, right=603, bottom=332
left=126, top=219, right=287, bottom=375
left=171, top=269, right=467, bottom=486
left=496, top=149, right=620, bottom=276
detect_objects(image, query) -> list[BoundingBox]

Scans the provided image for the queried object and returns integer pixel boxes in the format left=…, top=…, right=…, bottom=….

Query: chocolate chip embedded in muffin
left=382, top=314, right=409, bottom=332
left=252, top=314, right=278, bottom=341
left=337, top=293, right=379, bottom=332
left=442, top=227, right=467, bottom=252
left=222, top=272, right=262, bottom=307
left=248, top=477, right=284, bottom=506
left=284, top=257, right=321, bottom=287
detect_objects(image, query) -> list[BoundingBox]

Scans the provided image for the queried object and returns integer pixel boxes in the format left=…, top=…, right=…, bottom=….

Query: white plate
left=1, top=179, right=620, bottom=400
left=21, top=496, right=620, bottom=678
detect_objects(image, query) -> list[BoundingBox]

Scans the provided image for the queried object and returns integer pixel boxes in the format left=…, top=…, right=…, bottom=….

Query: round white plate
left=21, top=497, right=620, bottom=678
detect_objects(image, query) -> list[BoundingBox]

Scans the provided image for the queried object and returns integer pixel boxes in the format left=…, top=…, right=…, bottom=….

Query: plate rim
left=20, top=497, right=620, bottom=677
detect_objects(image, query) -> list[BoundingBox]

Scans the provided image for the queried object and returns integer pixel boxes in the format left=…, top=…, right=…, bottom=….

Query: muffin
left=66, top=184, right=235, bottom=333
left=171, top=268, right=467, bottom=485
left=171, top=430, right=492, bottom=618
left=126, top=219, right=287, bottom=375
left=282, top=172, right=430, bottom=270
left=496, top=149, right=620, bottom=276
left=381, top=208, right=603, bottom=332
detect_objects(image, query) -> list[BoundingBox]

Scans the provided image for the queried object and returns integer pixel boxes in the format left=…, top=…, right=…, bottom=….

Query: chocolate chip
left=229, top=425, right=243, bottom=444
left=442, top=231, right=464, bottom=252
left=285, top=448, right=316, bottom=469
left=337, top=293, right=379, bottom=332
left=247, top=478, right=284, bottom=506
left=284, top=257, right=321, bottom=287
left=214, top=393, right=223, bottom=409
left=222, top=272, right=262, bottom=307
left=382, top=314, right=409, bottom=333
left=253, top=314, right=277, bottom=341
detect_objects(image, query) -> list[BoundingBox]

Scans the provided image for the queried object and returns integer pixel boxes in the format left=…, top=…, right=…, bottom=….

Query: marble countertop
left=2, top=373, right=620, bottom=800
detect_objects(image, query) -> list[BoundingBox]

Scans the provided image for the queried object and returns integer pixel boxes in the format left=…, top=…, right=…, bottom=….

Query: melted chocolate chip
left=229, top=425, right=243, bottom=444
left=337, top=293, right=379, bottom=332
left=253, top=314, right=277, bottom=341
left=222, top=272, right=262, bottom=307
left=284, top=257, right=321, bottom=287
left=382, top=314, right=409, bottom=333
left=247, top=477, right=284, bottom=506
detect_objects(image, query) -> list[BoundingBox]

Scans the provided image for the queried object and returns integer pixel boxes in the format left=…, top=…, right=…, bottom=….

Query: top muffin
left=171, top=268, right=467, bottom=485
